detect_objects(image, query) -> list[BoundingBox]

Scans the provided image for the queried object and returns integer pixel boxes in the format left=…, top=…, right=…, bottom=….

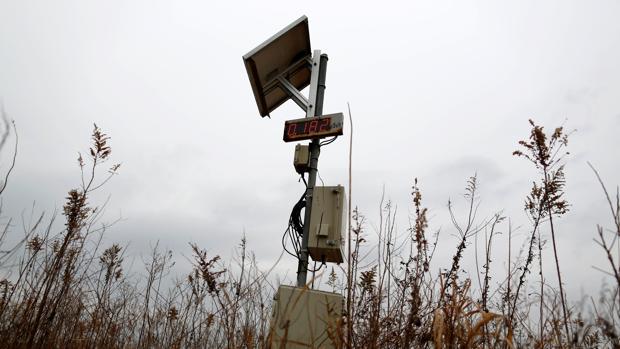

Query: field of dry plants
left=0, top=115, right=619, bottom=348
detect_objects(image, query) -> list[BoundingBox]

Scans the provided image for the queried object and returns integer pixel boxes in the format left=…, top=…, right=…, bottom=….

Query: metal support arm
left=277, top=76, right=309, bottom=111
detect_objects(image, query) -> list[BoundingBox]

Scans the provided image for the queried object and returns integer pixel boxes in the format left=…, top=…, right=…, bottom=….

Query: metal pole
left=296, top=53, right=328, bottom=287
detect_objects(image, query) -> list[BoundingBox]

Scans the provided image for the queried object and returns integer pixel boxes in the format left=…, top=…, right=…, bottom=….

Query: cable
left=308, top=261, right=326, bottom=272
left=291, top=195, right=305, bottom=236
left=281, top=190, right=306, bottom=260
left=320, top=136, right=338, bottom=146
left=317, top=169, right=325, bottom=188
left=282, top=228, right=298, bottom=258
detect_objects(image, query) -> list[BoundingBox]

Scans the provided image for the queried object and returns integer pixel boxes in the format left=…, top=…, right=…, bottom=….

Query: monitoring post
left=296, top=53, right=328, bottom=287
left=243, top=16, right=343, bottom=288
left=243, top=16, right=345, bottom=349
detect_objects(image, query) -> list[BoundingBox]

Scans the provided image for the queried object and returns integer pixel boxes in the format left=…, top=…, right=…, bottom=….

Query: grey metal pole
left=296, top=53, right=328, bottom=287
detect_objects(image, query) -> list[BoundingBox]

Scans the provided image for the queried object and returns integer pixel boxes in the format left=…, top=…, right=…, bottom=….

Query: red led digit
left=302, top=121, right=309, bottom=134
left=287, top=123, right=297, bottom=138
left=308, top=120, right=318, bottom=133
left=319, top=118, right=330, bottom=132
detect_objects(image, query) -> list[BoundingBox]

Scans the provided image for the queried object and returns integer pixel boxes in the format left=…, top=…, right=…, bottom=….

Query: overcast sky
left=1, top=0, right=619, bottom=299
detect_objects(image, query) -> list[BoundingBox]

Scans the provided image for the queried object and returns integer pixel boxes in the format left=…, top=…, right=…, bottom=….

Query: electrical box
left=293, top=144, right=310, bottom=174
left=269, top=285, right=343, bottom=349
left=308, top=185, right=346, bottom=264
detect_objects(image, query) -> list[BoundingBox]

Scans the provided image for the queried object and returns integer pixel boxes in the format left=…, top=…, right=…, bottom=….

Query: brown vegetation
left=0, top=118, right=618, bottom=348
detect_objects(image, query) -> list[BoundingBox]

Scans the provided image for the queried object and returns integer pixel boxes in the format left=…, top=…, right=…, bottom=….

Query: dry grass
left=0, top=118, right=618, bottom=348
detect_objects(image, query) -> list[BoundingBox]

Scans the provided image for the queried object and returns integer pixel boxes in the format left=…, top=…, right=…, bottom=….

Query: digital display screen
left=287, top=117, right=331, bottom=138
left=283, top=113, right=344, bottom=142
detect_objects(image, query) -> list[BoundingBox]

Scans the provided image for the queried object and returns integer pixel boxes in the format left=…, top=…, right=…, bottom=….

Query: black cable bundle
left=282, top=191, right=305, bottom=259
left=290, top=195, right=305, bottom=236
